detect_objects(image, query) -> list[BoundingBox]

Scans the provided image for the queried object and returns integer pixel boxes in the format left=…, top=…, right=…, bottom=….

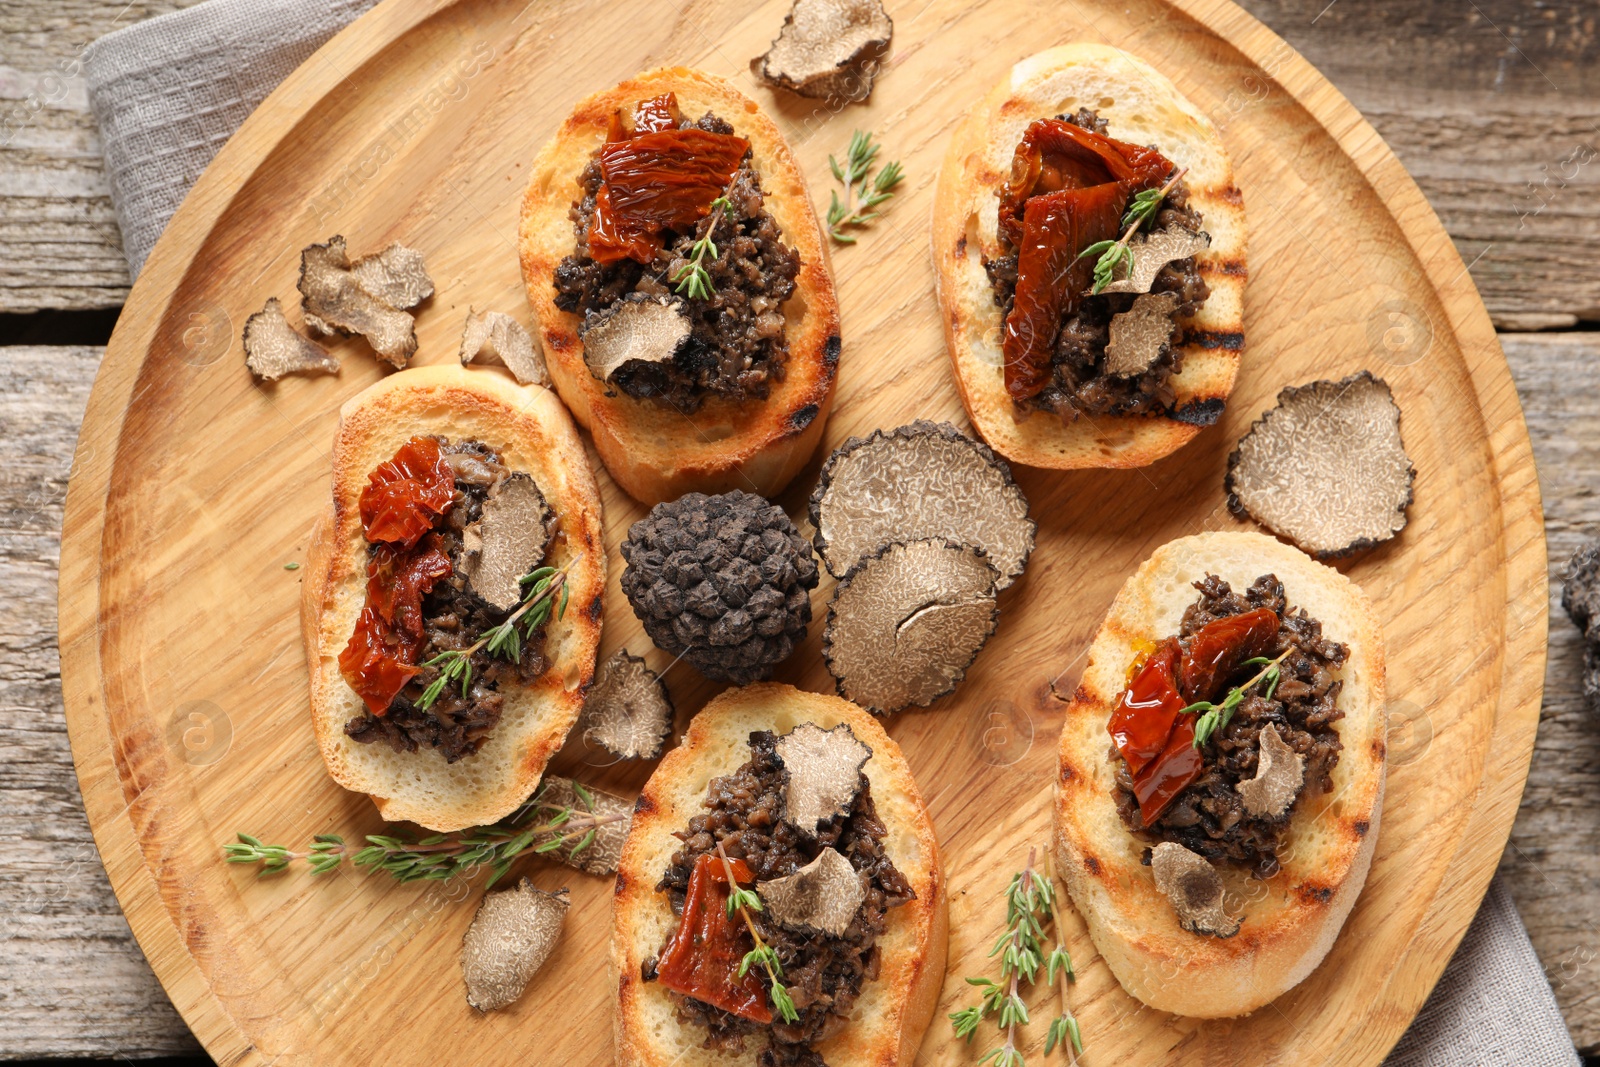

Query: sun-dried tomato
left=367, top=535, right=454, bottom=642
left=1133, top=714, right=1205, bottom=826
left=1003, top=183, right=1128, bottom=401
left=358, top=436, right=455, bottom=547
left=587, top=127, right=749, bottom=265
left=655, top=853, right=772, bottom=1023
left=1179, top=607, right=1279, bottom=703
left=998, top=119, right=1172, bottom=246
left=1107, top=638, right=1186, bottom=777
left=338, top=606, right=422, bottom=717
left=630, top=92, right=682, bottom=134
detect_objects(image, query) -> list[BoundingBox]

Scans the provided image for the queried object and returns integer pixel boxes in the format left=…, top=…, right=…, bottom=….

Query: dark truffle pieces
left=620, top=490, right=819, bottom=685
left=1226, top=371, right=1415, bottom=559
left=1564, top=537, right=1600, bottom=709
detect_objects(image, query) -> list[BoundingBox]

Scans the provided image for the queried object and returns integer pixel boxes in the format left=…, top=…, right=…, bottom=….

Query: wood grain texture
left=0, top=0, right=204, bottom=313
left=0, top=345, right=199, bottom=1057
left=1498, top=332, right=1600, bottom=1055
left=51, top=2, right=1545, bottom=1066
left=4, top=0, right=1596, bottom=327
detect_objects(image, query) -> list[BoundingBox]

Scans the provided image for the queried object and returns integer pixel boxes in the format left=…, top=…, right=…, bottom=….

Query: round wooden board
left=58, top=0, right=1547, bottom=1064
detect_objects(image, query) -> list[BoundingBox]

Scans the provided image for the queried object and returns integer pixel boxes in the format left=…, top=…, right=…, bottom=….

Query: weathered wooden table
left=2, top=0, right=1596, bottom=1060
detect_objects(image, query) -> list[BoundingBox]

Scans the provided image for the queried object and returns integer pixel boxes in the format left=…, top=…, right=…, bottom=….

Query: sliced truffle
left=1100, top=227, right=1212, bottom=295
left=348, top=241, right=434, bottom=310
left=1150, top=842, right=1239, bottom=939
left=753, top=0, right=893, bottom=104
left=1226, top=371, right=1415, bottom=558
left=528, top=777, right=632, bottom=876
left=578, top=650, right=674, bottom=760
left=809, top=421, right=1035, bottom=589
left=774, top=722, right=871, bottom=836
left=460, top=473, right=552, bottom=612
left=242, top=297, right=339, bottom=381
left=1104, top=292, right=1179, bottom=377
left=757, top=847, right=865, bottom=937
left=297, top=235, right=430, bottom=368
left=1236, top=723, right=1305, bottom=818
left=460, top=308, right=550, bottom=388
left=823, top=539, right=999, bottom=715
left=580, top=295, right=689, bottom=382
left=460, top=879, right=569, bottom=1012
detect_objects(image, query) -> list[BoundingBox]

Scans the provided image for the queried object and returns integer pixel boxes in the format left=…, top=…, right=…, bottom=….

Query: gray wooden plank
left=0, top=1, right=204, bottom=314
left=1497, top=331, right=1600, bottom=1056
left=0, top=344, right=200, bottom=1058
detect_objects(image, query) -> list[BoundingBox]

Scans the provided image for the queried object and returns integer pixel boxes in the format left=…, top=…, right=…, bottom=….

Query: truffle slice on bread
left=933, top=44, right=1246, bottom=469
left=613, top=683, right=947, bottom=1066
left=1055, top=532, right=1384, bottom=1017
left=301, top=365, right=606, bottom=833
left=518, top=67, right=841, bottom=505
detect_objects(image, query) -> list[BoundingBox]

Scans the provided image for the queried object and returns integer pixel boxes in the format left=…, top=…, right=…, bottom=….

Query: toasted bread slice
left=933, top=44, right=1246, bottom=469
left=613, top=683, right=947, bottom=1066
left=1054, top=532, right=1384, bottom=1017
left=518, top=67, right=841, bottom=505
left=301, top=365, right=606, bottom=833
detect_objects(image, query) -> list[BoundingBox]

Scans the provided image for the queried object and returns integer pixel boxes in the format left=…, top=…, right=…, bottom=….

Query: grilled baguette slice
left=519, top=67, right=841, bottom=505
left=934, top=44, right=1246, bottom=469
left=1055, top=532, right=1384, bottom=1017
left=613, top=683, right=947, bottom=1066
left=301, top=365, right=606, bottom=833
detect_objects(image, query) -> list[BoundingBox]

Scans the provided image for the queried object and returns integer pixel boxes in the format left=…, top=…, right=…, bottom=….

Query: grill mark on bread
left=1187, top=329, right=1245, bottom=350
left=1199, top=259, right=1247, bottom=277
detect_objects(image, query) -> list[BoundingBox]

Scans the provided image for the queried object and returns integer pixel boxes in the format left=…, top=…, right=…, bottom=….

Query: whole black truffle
left=620, top=490, right=819, bottom=685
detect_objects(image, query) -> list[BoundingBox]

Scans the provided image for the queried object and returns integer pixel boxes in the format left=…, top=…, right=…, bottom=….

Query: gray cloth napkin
left=83, top=0, right=378, bottom=277
left=80, top=2, right=1580, bottom=1064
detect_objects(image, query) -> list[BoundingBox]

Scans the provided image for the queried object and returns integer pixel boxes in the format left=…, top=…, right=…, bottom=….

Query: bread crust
left=301, top=365, right=606, bottom=833
left=1054, top=532, right=1384, bottom=1017
left=612, top=683, right=947, bottom=1066
left=518, top=67, right=841, bottom=505
left=933, top=44, right=1246, bottom=469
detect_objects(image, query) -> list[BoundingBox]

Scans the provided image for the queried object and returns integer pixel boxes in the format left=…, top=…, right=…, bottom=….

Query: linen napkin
left=80, top=1, right=1580, bottom=1064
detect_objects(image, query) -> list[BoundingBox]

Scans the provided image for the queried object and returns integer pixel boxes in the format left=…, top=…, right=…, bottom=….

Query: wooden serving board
left=57, top=0, right=1547, bottom=1064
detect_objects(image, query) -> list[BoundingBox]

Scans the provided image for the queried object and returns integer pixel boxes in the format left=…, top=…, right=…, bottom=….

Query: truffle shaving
left=1104, top=292, right=1179, bottom=377
left=1100, top=226, right=1212, bottom=295
left=753, top=0, right=893, bottom=104
left=581, top=295, right=689, bottom=382
left=1150, top=842, right=1239, bottom=939
left=460, top=473, right=551, bottom=611
left=1226, top=371, right=1415, bottom=558
left=460, top=308, right=550, bottom=388
left=774, top=722, right=871, bottom=836
left=757, top=847, right=865, bottom=937
left=528, top=777, right=632, bottom=876
left=578, top=650, right=674, bottom=760
left=809, top=421, right=1035, bottom=589
left=297, top=235, right=431, bottom=368
left=460, top=879, right=569, bottom=1012
left=242, top=297, right=339, bottom=381
left=823, top=539, right=999, bottom=714
left=1236, top=723, right=1305, bottom=817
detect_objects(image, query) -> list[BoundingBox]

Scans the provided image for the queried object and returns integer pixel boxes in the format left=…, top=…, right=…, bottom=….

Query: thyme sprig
left=717, top=841, right=799, bottom=1024
left=1041, top=853, right=1082, bottom=1062
left=223, top=779, right=621, bottom=887
left=1187, top=648, right=1293, bottom=749
left=416, top=554, right=581, bottom=712
left=950, top=849, right=1081, bottom=1066
left=825, top=130, right=903, bottom=244
left=1075, top=166, right=1189, bottom=294
left=672, top=195, right=735, bottom=300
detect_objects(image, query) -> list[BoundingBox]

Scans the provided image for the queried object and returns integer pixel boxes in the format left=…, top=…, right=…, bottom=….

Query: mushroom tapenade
left=985, top=108, right=1211, bottom=422
left=338, top=435, right=556, bottom=762
left=1107, top=574, right=1348, bottom=878
left=646, top=729, right=915, bottom=1062
left=553, top=92, right=801, bottom=414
